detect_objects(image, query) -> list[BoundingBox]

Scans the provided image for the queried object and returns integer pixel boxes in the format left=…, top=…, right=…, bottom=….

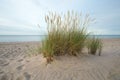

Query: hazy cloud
left=0, top=0, right=120, bottom=35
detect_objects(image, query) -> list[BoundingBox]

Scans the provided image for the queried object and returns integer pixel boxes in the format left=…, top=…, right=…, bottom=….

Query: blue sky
left=0, top=0, right=120, bottom=35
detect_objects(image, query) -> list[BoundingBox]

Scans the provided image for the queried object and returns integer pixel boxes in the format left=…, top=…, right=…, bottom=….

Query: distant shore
left=0, top=39, right=120, bottom=80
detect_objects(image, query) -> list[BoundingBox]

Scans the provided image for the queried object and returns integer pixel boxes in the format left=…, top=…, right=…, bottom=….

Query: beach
left=0, top=39, right=120, bottom=80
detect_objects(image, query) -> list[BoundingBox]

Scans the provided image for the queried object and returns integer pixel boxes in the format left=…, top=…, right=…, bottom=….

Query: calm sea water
left=0, top=35, right=45, bottom=42
left=0, top=35, right=120, bottom=42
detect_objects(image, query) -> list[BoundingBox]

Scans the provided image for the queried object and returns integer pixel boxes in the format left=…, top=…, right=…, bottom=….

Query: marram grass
left=40, top=11, right=102, bottom=63
left=87, top=37, right=103, bottom=56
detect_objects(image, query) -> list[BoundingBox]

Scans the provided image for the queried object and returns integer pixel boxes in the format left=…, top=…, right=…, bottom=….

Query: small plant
left=40, top=11, right=92, bottom=63
left=87, top=37, right=102, bottom=55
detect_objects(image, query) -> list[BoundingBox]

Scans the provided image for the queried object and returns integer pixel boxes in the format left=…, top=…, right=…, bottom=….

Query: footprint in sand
left=0, top=73, right=15, bottom=80
left=0, top=59, right=9, bottom=66
left=26, top=60, right=30, bottom=62
left=17, top=59, right=23, bottom=62
left=24, top=72, right=31, bottom=80
left=0, top=74, right=8, bottom=80
left=16, top=65, right=24, bottom=71
left=0, top=69, right=4, bottom=74
left=16, top=75, right=25, bottom=80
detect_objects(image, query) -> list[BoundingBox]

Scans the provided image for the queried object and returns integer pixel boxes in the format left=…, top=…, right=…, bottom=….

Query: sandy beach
left=0, top=39, right=120, bottom=80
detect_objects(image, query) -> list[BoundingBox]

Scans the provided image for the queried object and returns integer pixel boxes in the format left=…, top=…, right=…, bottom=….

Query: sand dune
left=0, top=39, right=120, bottom=80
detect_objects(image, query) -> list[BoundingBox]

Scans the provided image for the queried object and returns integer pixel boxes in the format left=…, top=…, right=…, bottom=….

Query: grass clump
left=87, top=37, right=102, bottom=56
left=40, top=11, right=91, bottom=63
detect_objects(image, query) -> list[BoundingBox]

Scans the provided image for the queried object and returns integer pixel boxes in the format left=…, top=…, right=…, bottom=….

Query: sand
left=0, top=39, right=120, bottom=80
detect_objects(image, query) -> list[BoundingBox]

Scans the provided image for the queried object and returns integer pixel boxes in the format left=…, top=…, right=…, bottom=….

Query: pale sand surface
left=0, top=39, right=120, bottom=80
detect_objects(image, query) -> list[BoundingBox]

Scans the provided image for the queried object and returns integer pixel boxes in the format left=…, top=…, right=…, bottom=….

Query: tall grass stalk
left=41, top=11, right=92, bottom=63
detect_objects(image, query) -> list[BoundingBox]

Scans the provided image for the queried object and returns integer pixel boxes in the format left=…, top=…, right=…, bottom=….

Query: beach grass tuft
left=40, top=11, right=102, bottom=63
left=87, top=37, right=103, bottom=55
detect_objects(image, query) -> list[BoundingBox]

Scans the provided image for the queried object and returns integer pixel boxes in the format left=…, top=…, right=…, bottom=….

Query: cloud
left=0, top=0, right=120, bottom=35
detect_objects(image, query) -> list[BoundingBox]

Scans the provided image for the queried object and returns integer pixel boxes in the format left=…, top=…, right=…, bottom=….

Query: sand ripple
left=0, top=39, right=120, bottom=80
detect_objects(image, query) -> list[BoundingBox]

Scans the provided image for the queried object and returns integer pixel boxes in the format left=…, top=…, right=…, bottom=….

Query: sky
left=0, top=0, right=120, bottom=35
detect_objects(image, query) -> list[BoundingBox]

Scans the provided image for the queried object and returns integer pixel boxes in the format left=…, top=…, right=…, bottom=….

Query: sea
left=0, top=35, right=120, bottom=42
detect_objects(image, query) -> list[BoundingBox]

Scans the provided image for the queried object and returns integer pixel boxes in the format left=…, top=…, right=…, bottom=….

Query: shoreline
left=0, top=38, right=120, bottom=43
left=0, top=38, right=120, bottom=44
